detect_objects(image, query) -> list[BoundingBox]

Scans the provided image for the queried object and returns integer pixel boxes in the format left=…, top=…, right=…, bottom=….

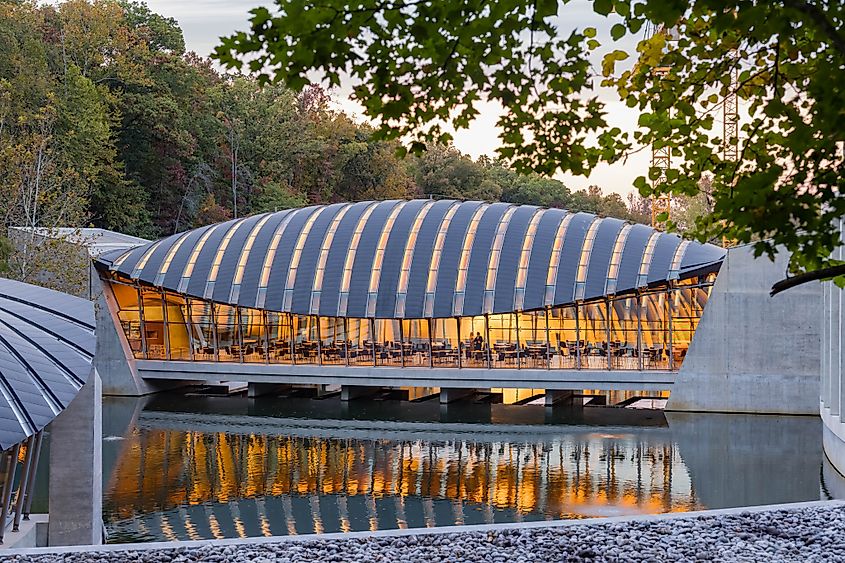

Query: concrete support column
left=48, top=370, right=102, bottom=546
left=439, top=388, right=476, bottom=404
left=341, top=385, right=380, bottom=401
left=826, top=288, right=842, bottom=416
left=247, top=383, right=291, bottom=398
left=822, top=282, right=830, bottom=408
left=544, top=390, right=575, bottom=407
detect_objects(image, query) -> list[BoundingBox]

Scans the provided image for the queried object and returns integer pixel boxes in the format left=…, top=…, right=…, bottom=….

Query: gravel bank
left=5, top=504, right=845, bottom=562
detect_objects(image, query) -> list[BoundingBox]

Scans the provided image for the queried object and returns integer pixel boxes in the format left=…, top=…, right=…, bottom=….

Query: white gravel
left=5, top=504, right=845, bottom=562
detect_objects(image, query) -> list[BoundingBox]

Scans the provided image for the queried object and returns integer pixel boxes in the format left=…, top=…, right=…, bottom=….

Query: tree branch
left=771, top=263, right=845, bottom=296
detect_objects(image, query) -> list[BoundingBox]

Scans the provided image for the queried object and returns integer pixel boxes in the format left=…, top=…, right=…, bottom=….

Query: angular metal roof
left=0, top=278, right=95, bottom=450
left=97, top=200, right=726, bottom=318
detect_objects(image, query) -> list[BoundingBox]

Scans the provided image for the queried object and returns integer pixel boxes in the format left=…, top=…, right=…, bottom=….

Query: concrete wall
left=821, top=219, right=845, bottom=476
left=48, top=371, right=102, bottom=546
left=668, top=245, right=821, bottom=415
left=95, top=283, right=157, bottom=396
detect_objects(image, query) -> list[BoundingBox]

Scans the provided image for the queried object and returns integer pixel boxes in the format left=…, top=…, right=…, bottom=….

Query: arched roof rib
left=97, top=199, right=726, bottom=318
left=0, top=279, right=95, bottom=451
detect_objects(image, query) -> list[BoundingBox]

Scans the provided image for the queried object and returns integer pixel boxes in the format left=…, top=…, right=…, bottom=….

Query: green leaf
left=594, top=0, right=613, bottom=16
left=611, top=23, right=626, bottom=41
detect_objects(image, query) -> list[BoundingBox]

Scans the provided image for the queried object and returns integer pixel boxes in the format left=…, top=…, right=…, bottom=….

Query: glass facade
left=106, top=272, right=715, bottom=372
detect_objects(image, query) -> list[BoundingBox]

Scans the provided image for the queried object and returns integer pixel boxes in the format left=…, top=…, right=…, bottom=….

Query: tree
left=215, top=0, right=845, bottom=279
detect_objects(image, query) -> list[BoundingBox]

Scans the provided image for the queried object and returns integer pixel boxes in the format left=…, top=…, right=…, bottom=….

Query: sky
left=142, top=0, right=649, bottom=197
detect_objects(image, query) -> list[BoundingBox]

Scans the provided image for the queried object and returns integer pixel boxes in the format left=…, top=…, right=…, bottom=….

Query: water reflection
left=102, top=396, right=824, bottom=543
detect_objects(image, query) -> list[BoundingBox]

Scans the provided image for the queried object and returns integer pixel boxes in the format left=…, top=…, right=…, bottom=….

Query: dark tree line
left=0, top=0, right=647, bottom=253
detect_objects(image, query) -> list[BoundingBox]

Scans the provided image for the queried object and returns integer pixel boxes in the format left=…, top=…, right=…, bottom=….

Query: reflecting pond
left=102, top=394, right=828, bottom=543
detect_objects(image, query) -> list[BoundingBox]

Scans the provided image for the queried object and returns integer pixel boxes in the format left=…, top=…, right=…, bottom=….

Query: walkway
left=137, top=359, right=675, bottom=392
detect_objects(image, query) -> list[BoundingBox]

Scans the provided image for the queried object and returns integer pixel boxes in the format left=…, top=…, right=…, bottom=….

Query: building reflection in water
left=104, top=424, right=699, bottom=543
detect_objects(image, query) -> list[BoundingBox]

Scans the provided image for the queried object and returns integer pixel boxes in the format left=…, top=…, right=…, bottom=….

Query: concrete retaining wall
left=667, top=245, right=821, bottom=415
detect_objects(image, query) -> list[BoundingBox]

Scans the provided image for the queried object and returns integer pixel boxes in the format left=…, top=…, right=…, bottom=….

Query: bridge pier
left=247, top=383, right=291, bottom=398
left=544, top=390, right=575, bottom=407
left=439, top=388, right=478, bottom=404
left=341, top=386, right=382, bottom=401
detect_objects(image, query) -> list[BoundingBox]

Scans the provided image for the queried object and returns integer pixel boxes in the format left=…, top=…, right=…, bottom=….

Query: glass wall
left=374, top=319, right=402, bottom=366
left=460, top=315, right=488, bottom=368
left=547, top=306, right=577, bottom=369
left=641, top=292, right=669, bottom=370
left=519, top=312, right=549, bottom=369
left=105, top=273, right=714, bottom=372
left=488, top=313, right=518, bottom=368
left=609, top=296, right=639, bottom=370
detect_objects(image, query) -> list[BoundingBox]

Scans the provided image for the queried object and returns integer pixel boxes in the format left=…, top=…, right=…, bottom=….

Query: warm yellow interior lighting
left=154, top=231, right=192, bottom=285
left=232, top=214, right=273, bottom=287
left=207, top=219, right=247, bottom=285
left=637, top=232, right=662, bottom=286
left=482, top=207, right=517, bottom=313
left=513, top=210, right=545, bottom=310
left=574, top=219, right=602, bottom=301
left=283, top=207, right=327, bottom=310
left=483, top=207, right=517, bottom=292
left=257, top=211, right=298, bottom=290
left=309, top=205, right=352, bottom=312
left=131, top=239, right=165, bottom=279
left=605, top=224, right=633, bottom=294
left=422, top=203, right=459, bottom=317
left=178, top=224, right=222, bottom=292
left=396, top=203, right=435, bottom=293
left=338, top=202, right=379, bottom=316
left=543, top=214, right=575, bottom=305
left=367, top=202, right=406, bottom=293
left=453, top=205, right=488, bottom=314
left=111, top=248, right=134, bottom=269
left=366, top=202, right=406, bottom=316
left=576, top=219, right=601, bottom=285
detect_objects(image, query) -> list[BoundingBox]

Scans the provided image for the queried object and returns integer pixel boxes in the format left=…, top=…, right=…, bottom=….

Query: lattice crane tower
left=721, top=49, right=740, bottom=248
left=648, top=24, right=678, bottom=230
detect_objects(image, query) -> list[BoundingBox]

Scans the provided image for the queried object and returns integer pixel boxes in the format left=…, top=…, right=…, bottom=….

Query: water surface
left=102, top=395, right=826, bottom=543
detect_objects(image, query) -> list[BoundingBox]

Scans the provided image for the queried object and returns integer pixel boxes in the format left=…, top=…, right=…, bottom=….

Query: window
left=154, top=232, right=192, bottom=286
left=366, top=202, right=406, bottom=317
left=453, top=205, right=487, bottom=316
left=204, top=218, right=249, bottom=299
left=256, top=210, right=299, bottom=308
left=482, top=207, right=517, bottom=313
left=283, top=208, right=326, bottom=311
left=544, top=214, right=574, bottom=305
left=605, top=224, right=633, bottom=295
left=422, top=204, right=459, bottom=318
left=178, top=224, right=222, bottom=293
left=637, top=232, right=662, bottom=287
left=310, top=205, right=352, bottom=314
left=669, top=240, right=691, bottom=279
left=131, top=239, right=164, bottom=280
left=574, top=219, right=602, bottom=301
left=229, top=214, right=273, bottom=302
left=338, top=203, right=379, bottom=317
left=513, top=210, right=545, bottom=311
left=394, top=201, right=436, bottom=317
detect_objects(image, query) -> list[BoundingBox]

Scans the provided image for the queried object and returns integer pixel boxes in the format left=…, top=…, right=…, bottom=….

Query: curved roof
left=0, top=278, right=95, bottom=450
left=97, top=200, right=725, bottom=318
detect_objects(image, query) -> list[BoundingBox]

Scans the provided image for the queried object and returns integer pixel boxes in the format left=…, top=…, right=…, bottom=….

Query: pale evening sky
left=142, top=0, right=650, bottom=197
